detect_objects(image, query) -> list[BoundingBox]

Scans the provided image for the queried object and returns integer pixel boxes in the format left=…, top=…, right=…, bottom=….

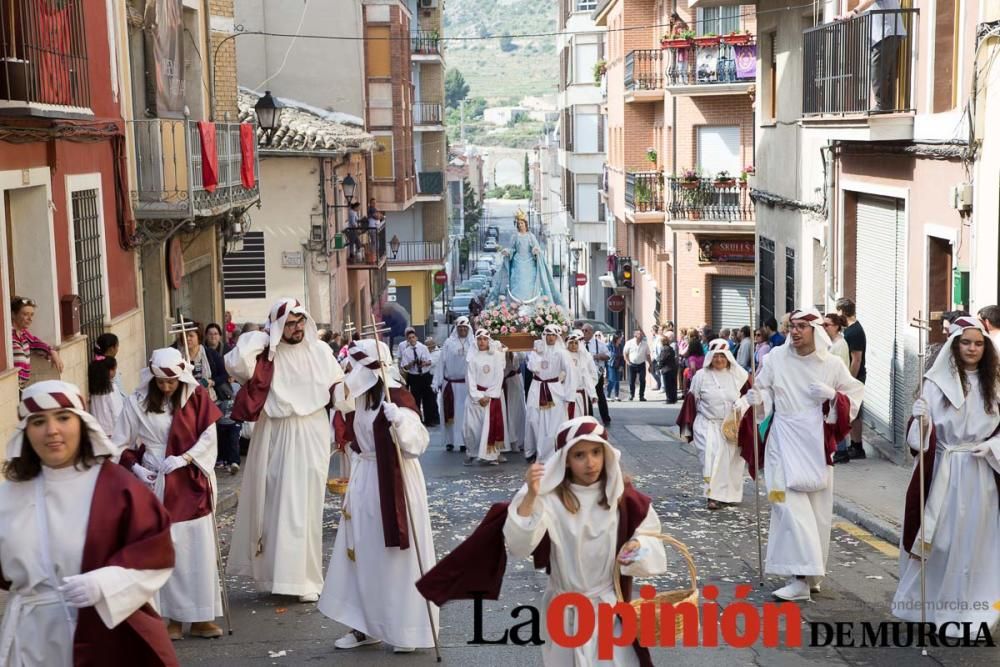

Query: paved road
left=174, top=400, right=999, bottom=666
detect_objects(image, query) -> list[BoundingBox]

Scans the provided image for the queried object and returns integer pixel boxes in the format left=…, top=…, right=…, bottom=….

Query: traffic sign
left=575, top=272, right=587, bottom=287
left=607, top=294, right=626, bottom=313
left=434, top=270, right=448, bottom=285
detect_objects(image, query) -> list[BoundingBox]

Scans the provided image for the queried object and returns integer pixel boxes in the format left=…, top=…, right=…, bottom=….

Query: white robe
left=318, top=400, right=439, bottom=648
left=892, top=374, right=1000, bottom=633
left=0, top=464, right=172, bottom=666
left=89, top=390, right=125, bottom=441
left=568, top=348, right=598, bottom=419
left=115, top=397, right=221, bottom=622
left=225, top=332, right=342, bottom=596
left=434, top=334, right=473, bottom=448
left=504, top=485, right=667, bottom=666
left=688, top=369, right=747, bottom=503
left=504, top=353, right=526, bottom=449
left=464, top=347, right=510, bottom=461
left=752, top=344, right=863, bottom=577
left=524, top=343, right=575, bottom=462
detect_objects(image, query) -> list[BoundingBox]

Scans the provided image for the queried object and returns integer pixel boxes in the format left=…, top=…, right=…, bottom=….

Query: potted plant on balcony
left=682, top=186, right=712, bottom=220
left=678, top=168, right=700, bottom=190
left=738, top=164, right=755, bottom=190
left=721, top=30, right=753, bottom=46
left=634, top=180, right=653, bottom=208
left=593, top=59, right=607, bottom=86
left=692, top=32, right=721, bottom=48
left=645, top=147, right=658, bottom=164
left=661, top=30, right=694, bottom=49
left=713, top=170, right=736, bottom=189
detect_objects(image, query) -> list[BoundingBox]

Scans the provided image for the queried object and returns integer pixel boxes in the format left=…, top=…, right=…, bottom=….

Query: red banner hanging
left=197, top=121, right=218, bottom=193
left=239, top=123, right=256, bottom=189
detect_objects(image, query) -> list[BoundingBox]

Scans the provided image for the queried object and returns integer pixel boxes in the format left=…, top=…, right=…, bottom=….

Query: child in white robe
left=893, top=317, right=1000, bottom=636
left=87, top=356, right=125, bottom=441
left=434, top=317, right=474, bottom=452
left=524, top=324, right=575, bottom=463
left=505, top=416, right=667, bottom=666
left=463, top=329, right=510, bottom=465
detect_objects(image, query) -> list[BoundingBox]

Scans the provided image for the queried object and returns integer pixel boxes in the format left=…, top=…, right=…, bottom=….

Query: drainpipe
left=203, top=0, right=216, bottom=121
left=822, top=142, right=835, bottom=306
left=671, top=86, right=678, bottom=330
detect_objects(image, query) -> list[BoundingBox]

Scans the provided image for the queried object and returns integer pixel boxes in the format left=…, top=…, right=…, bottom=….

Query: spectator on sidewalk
left=684, top=330, right=705, bottom=394
left=753, top=328, right=772, bottom=371
left=736, top=325, right=753, bottom=372
left=650, top=327, right=663, bottom=391
left=582, top=324, right=611, bottom=424
left=622, top=329, right=652, bottom=401
left=205, top=322, right=233, bottom=358
left=762, top=317, right=785, bottom=348
left=837, top=298, right=867, bottom=461
left=224, top=310, right=237, bottom=347
left=11, top=296, right=63, bottom=391
left=825, top=312, right=852, bottom=462
left=606, top=333, right=623, bottom=401
left=656, top=331, right=678, bottom=404
left=977, top=304, right=1000, bottom=351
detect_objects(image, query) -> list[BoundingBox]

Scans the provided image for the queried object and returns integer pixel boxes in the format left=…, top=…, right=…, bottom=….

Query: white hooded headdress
left=344, top=338, right=403, bottom=398
left=925, top=316, right=993, bottom=410
left=703, top=338, right=749, bottom=387
left=789, top=307, right=832, bottom=359
left=138, top=347, right=200, bottom=407
left=527, top=416, right=625, bottom=507
left=6, top=380, right=119, bottom=460
left=264, top=298, right=318, bottom=361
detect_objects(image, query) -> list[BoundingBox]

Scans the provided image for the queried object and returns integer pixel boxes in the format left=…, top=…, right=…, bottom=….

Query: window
left=697, top=7, right=740, bottom=36
left=574, top=43, right=599, bottom=85
left=697, top=126, right=740, bottom=206
left=576, top=182, right=599, bottom=222
left=223, top=232, right=266, bottom=299
left=372, top=134, right=394, bottom=179
left=575, top=105, right=600, bottom=153
left=366, top=26, right=391, bottom=77
left=759, top=237, right=775, bottom=325
left=576, top=0, right=597, bottom=11
left=70, top=189, right=106, bottom=356
left=785, top=247, right=796, bottom=314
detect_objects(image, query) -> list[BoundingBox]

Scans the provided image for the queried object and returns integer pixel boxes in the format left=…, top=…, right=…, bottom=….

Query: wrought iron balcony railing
left=418, top=171, right=444, bottom=195
left=411, top=31, right=441, bottom=56
left=803, top=9, right=918, bottom=116
left=625, top=171, right=663, bottom=213
left=664, top=36, right=757, bottom=87
left=667, top=177, right=754, bottom=222
left=624, top=50, right=663, bottom=91
left=344, top=224, right=387, bottom=268
left=413, top=101, right=443, bottom=125
left=389, top=240, right=446, bottom=265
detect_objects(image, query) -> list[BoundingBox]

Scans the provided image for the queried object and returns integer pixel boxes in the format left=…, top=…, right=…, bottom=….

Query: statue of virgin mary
left=487, top=211, right=563, bottom=306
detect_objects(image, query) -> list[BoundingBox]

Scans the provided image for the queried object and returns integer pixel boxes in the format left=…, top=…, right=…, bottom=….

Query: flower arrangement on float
left=475, top=296, right=571, bottom=349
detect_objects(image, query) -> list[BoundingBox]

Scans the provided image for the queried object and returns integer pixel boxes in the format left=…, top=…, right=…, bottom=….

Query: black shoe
left=847, top=443, right=867, bottom=460
left=525, top=455, right=536, bottom=464
left=602, top=418, right=611, bottom=426
left=459, top=445, right=467, bottom=453
left=445, top=444, right=454, bottom=452
left=832, top=451, right=851, bottom=464
left=638, top=397, right=646, bottom=402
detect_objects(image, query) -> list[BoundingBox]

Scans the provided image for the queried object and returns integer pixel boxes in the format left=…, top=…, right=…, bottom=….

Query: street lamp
left=389, top=234, right=401, bottom=259
left=254, top=90, right=282, bottom=146
left=341, top=174, right=357, bottom=204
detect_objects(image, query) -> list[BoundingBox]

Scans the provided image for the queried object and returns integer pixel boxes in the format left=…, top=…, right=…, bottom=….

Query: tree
left=463, top=179, right=482, bottom=234
left=523, top=153, right=530, bottom=190
left=445, top=69, right=470, bottom=109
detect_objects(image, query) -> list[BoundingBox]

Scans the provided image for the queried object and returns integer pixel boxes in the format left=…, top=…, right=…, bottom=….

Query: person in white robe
left=115, top=348, right=222, bottom=639
left=893, top=316, right=1000, bottom=636
left=504, top=416, right=667, bottom=666
left=0, top=381, right=176, bottom=666
left=319, top=339, right=439, bottom=653
left=566, top=330, right=598, bottom=420
left=524, top=325, right=575, bottom=463
left=677, top=339, right=750, bottom=509
left=433, top=317, right=473, bottom=452
left=743, top=307, right=864, bottom=601
left=87, top=356, right=126, bottom=441
left=225, top=298, right=346, bottom=602
left=463, top=329, right=511, bottom=465
left=503, top=351, right=526, bottom=452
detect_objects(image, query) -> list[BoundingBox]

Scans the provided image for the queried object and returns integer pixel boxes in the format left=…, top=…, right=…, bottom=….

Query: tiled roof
left=237, top=90, right=376, bottom=155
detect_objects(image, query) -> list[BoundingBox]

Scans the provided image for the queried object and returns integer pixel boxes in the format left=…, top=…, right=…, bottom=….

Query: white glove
left=808, top=382, right=836, bottom=402
left=431, top=383, right=440, bottom=393
left=131, top=463, right=157, bottom=485
left=382, top=402, right=403, bottom=424
left=745, top=388, right=763, bottom=406
left=911, top=398, right=929, bottom=418
left=58, top=573, right=101, bottom=608
left=733, top=397, right=749, bottom=414
left=971, top=442, right=993, bottom=458
left=159, top=455, right=189, bottom=475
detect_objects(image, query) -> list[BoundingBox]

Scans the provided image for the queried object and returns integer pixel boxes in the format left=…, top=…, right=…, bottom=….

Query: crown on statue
left=513, top=210, right=528, bottom=227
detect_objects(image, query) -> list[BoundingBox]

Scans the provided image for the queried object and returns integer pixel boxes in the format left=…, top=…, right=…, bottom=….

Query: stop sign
left=575, top=272, right=587, bottom=286
left=434, top=270, right=448, bottom=285
left=607, top=294, right=626, bottom=313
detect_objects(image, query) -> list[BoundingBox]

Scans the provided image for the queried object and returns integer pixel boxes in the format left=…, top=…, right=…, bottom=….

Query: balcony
left=803, top=10, right=918, bottom=119
left=663, top=35, right=756, bottom=96
left=0, top=0, right=90, bottom=114
left=388, top=240, right=446, bottom=267
left=129, top=119, right=260, bottom=220
left=411, top=31, right=443, bottom=62
left=666, top=177, right=754, bottom=231
left=345, top=224, right=387, bottom=269
left=417, top=171, right=444, bottom=199
left=413, top=101, right=444, bottom=129
left=624, top=171, right=664, bottom=223
left=624, top=50, right=663, bottom=102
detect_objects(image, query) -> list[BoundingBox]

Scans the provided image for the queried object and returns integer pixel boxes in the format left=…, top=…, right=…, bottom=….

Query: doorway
left=926, top=236, right=952, bottom=345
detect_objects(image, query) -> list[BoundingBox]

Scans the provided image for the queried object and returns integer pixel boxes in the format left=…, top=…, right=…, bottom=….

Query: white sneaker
left=772, top=578, right=811, bottom=601
left=393, top=647, right=415, bottom=653
left=335, top=630, right=382, bottom=649
left=298, top=592, right=319, bottom=603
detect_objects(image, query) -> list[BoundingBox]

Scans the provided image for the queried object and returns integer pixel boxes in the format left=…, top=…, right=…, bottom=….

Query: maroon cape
left=0, top=462, right=179, bottom=666
left=120, top=385, right=222, bottom=522
left=675, top=375, right=752, bottom=444
left=901, top=419, right=1000, bottom=555
left=416, top=484, right=655, bottom=667
left=736, top=391, right=851, bottom=479
left=338, top=387, right=421, bottom=550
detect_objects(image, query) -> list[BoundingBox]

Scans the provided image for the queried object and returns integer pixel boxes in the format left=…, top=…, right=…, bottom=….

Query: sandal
left=707, top=500, right=721, bottom=511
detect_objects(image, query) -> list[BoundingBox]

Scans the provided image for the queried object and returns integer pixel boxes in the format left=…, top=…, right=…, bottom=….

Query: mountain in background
left=443, top=0, right=557, bottom=104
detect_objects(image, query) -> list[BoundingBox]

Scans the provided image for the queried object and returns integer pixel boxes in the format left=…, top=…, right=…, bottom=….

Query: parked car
left=448, top=294, right=476, bottom=322
left=573, top=318, right=616, bottom=336
left=486, top=225, right=500, bottom=239
left=483, top=238, right=499, bottom=252
left=475, top=259, right=495, bottom=275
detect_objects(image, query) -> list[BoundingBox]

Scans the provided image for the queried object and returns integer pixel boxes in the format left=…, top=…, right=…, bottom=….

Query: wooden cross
left=168, top=311, right=199, bottom=360
left=342, top=321, right=357, bottom=336
left=360, top=321, right=391, bottom=339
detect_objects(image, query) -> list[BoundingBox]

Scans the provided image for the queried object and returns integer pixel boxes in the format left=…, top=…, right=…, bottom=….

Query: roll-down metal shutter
left=856, top=195, right=902, bottom=441
left=711, top=276, right=754, bottom=332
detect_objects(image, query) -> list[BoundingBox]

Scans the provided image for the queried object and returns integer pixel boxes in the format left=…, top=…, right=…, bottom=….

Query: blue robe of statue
left=488, top=231, right=563, bottom=306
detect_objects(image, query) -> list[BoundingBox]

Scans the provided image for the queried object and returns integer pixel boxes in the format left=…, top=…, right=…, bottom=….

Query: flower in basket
left=535, top=316, right=544, bottom=325
left=681, top=168, right=699, bottom=182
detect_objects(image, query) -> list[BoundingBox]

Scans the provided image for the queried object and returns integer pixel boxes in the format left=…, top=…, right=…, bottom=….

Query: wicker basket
left=614, top=533, right=699, bottom=643
left=721, top=409, right=740, bottom=444
left=327, top=447, right=351, bottom=495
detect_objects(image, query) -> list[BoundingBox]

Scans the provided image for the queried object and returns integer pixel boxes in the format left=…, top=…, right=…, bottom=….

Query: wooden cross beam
left=343, top=321, right=357, bottom=336
left=360, top=321, right=391, bottom=338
